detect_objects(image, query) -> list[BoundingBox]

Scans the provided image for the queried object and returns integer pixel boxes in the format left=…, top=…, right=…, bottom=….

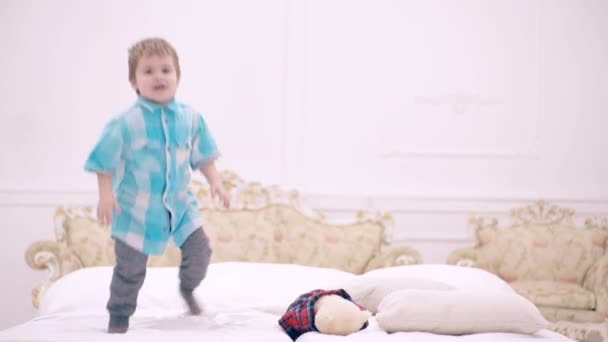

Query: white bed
left=0, top=263, right=573, bottom=342
left=1, top=171, right=575, bottom=341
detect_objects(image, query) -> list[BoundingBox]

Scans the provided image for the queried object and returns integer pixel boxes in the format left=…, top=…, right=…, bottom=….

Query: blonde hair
left=128, top=37, right=181, bottom=82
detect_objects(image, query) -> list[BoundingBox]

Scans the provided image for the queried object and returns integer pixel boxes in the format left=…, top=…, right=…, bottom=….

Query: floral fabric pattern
left=448, top=214, right=608, bottom=325
left=475, top=225, right=607, bottom=284
left=510, top=280, right=596, bottom=310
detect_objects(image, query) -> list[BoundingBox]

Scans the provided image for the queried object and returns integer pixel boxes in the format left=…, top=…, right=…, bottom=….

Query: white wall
left=1, top=0, right=607, bottom=330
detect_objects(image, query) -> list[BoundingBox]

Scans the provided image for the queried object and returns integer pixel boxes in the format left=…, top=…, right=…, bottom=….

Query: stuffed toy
left=314, top=294, right=372, bottom=335
left=278, top=289, right=371, bottom=341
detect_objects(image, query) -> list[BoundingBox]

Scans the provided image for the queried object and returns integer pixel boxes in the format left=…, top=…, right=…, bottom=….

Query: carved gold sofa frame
left=25, top=170, right=422, bottom=308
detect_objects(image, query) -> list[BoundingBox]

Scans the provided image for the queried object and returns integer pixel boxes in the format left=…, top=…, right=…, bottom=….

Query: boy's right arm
left=85, top=118, right=124, bottom=226
left=96, top=172, right=121, bottom=226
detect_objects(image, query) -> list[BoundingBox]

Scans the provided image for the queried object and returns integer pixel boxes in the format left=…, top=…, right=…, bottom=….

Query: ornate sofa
left=447, top=200, right=608, bottom=326
left=25, top=170, right=422, bottom=308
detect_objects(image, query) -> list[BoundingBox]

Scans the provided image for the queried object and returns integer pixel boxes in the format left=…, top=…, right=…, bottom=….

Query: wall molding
left=0, top=189, right=97, bottom=207
left=378, top=150, right=541, bottom=159
left=2, top=188, right=607, bottom=216
left=2, top=189, right=606, bottom=246
left=304, top=194, right=608, bottom=216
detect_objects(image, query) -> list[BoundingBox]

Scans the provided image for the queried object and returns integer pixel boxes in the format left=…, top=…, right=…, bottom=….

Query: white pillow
left=363, top=264, right=514, bottom=293
left=376, top=289, right=549, bottom=335
left=341, top=276, right=454, bottom=313
left=196, top=262, right=356, bottom=315
left=39, top=262, right=357, bottom=317
left=39, top=267, right=114, bottom=317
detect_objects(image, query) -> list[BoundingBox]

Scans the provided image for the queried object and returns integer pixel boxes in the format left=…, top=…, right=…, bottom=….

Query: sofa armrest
left=583, top=255, right=608, bottom=315
left=363, top=246, right=422, bottom=272
left=24, top=240, right=83, bottom=308
left=446, top=247, right=481, bottom=267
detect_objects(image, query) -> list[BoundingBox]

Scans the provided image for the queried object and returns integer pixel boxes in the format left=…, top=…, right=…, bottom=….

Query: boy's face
left=131, top=54, right=179, bottom=105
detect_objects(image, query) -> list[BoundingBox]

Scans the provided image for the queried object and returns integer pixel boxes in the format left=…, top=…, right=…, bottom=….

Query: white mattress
left=0, top=263, right=576, bottom=342
left=0, top=313, right=572, bottom=342
left=0, top=310, right=291, bottom=342
left=300, top=319, right=573, bottom=342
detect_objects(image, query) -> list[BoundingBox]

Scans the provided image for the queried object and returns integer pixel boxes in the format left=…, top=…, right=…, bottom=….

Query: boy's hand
left=210, top=181, right=231, bottom=209
left=97, top=195, right=121, bottom=226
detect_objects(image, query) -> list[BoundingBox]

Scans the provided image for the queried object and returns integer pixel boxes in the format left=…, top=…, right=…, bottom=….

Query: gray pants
left=106, top=227, right=212, bottom=318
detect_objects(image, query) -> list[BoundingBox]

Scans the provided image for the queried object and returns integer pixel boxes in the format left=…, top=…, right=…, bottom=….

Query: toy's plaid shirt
left=84, top=96, right=218, bottom=255
left=278, top=289, right=369, bottom=340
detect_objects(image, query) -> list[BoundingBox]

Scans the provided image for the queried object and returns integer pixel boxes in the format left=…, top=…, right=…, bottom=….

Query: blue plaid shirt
left=84, top=96, right=219, bottom=255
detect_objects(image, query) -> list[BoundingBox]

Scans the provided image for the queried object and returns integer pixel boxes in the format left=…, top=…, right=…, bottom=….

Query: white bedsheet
left=0, top=313, right=573, bottom=342
left=0, top=309, right=290, bottom=342
left=0, top=263, right=576, bottom=342
left=298, top=319, right=574, bottom=342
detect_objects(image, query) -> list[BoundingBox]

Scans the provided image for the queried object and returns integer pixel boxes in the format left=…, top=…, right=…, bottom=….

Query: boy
left=84, top=37, right=230, bottom=334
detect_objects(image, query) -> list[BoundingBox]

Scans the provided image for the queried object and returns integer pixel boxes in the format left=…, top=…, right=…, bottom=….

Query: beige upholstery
left=447, top=200, right=608, bottom=325
left=25, top=170, right=422, bottom=308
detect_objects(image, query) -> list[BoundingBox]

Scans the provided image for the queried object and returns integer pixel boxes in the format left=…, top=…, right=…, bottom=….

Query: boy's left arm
left=199, top=161, right=230, bottom=209
left=190, top=112, right=230, bottom=208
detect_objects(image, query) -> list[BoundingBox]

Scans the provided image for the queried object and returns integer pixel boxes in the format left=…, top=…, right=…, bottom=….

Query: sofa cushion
left=476, top=224, right=608, bottom=283
left=201, top=209, right=280, bottom=263
left=267, top=206, right=384, bottom=274
left=510, top=280, right=596, bottom=310
left=202, top=205, right=384, bottom=274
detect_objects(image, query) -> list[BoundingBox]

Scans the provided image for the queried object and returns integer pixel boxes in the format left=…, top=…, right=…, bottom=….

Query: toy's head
left=314, top=294, right=372, bottom=335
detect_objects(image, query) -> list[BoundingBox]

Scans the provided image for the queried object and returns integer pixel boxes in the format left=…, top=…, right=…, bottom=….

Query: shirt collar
left=137, top=96, right=178, bottom=113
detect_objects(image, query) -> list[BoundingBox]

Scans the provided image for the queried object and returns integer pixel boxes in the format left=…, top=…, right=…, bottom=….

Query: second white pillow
left=376, top=289, right=549, bottom=335
left=342, top=276, right=453, bottom=313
